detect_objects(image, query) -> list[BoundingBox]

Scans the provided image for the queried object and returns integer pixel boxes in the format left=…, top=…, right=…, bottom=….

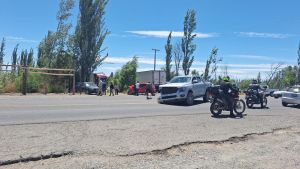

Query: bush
left=2, top=72, right=71, bottom=94
left=0, top=73, right=17, bottom=93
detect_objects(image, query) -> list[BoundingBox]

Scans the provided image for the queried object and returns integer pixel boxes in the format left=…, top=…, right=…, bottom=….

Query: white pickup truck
left=158, top=76, right=212, bottom=106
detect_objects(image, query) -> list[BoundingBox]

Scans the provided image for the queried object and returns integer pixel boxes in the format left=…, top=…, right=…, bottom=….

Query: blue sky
left=0, top=0, right=299, bottom=79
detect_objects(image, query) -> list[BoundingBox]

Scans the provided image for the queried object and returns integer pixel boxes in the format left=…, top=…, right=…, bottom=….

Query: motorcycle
left=209, top=86, right=246, bottom=117
left=244, top=89, right=268, bottom=108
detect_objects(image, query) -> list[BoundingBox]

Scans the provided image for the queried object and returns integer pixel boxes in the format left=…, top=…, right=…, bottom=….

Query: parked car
left=77, top=82, right=99, bottom=94
left=158, top=76, right=212, bottom=106
left=272, top=90, right=285, bottom=98
left=128, top=83, right=156, bottom=95
left=282, top=85, right=300, bottom=107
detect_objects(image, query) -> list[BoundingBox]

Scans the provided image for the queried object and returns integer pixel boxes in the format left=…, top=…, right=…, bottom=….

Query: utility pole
left=152, top=49, right=160, bottom=84
left=152, top=49, right=160, bottom=71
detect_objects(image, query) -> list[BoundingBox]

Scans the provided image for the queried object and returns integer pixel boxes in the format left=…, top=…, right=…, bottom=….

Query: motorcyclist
left=220, top=76, right=236, bottom=117
left=248, top=79, right=264, bottom=105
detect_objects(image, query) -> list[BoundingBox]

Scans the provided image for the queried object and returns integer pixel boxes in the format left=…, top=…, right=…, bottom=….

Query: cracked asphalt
left=0, top=94, right=300, bottom=169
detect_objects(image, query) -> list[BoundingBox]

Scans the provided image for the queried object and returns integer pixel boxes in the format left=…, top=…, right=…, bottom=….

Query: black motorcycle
left=209, top=86, right=246, bottom=117
left=244, top=89, right=268, bottom=108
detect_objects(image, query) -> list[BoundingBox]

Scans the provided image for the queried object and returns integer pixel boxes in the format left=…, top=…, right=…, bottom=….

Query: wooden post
left=72, top=71, right=75, bottom=95
left=22, top=66, right=28, bottom=95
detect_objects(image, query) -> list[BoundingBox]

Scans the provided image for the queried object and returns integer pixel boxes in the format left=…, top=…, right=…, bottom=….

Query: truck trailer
left=136, top=70, right=166, bottom=90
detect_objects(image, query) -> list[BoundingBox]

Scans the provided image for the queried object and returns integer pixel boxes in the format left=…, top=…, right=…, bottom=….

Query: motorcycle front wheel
left=210, top=100, right=223, bottom=116
left=233, top=99, right=246, bottom=116
left=246, top=98, right=253, bottom=108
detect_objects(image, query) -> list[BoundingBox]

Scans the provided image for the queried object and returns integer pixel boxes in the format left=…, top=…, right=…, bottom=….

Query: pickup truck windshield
left=169, top=77, right=192, bottom=83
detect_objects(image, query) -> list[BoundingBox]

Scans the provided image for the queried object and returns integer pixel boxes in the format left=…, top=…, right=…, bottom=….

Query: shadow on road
left=248, top=107, right=270, bottom=110
left=161, top=100, right=208, bottom=107
left=211, top=114, right=247, bottom=119
left=286, top=105, right=300, bottom=109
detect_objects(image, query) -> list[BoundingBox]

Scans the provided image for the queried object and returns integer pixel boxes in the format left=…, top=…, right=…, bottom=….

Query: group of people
left=219, top=76, right=265, bottom=117
left=134, top=81, right=154, bottom=99
left=97, top=79, right=119, bottom=96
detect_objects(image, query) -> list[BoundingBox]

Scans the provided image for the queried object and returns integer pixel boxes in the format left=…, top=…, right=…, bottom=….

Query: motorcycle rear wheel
left=261, top=97, right=267, bottom=108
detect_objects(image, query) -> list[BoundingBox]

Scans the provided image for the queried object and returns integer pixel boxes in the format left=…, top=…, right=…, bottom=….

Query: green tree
left=119, top=56, right=138, bottom=91
left=0, top=38, right=5, bottom=69
left=297, top=42, right=300, bottom=83
left=173, top=41, right=183, bottom=76
left=239, top=79, right=252, bottom=90
left=191, top=69, right=199, bottom=76
left=37, top=0, right=74, bottom=68
left=203, top=47, right=218, bottom=81
left=257, top=72, right=261, bottom=84
left=27, top=48, right=34, bottom=67
left=182, top=10, right=197, bottom=75
left=55, top=0, right=75, bottom=69
left=283, top=66, right=297, bottom=86
left=37, top=31, right=57, bottom=67
left=20, top=50, right=28, bottom=66
left=75, top=0, right=110, bottom=82
left=211, top=49, right=221, bottom=81
left=11, top=44, right=19, bottom=73
left=165, top=32, right=172, bottom=81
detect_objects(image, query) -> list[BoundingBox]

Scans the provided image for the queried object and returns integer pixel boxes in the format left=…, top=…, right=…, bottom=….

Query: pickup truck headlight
left=178, top=87, right=187, bottom=93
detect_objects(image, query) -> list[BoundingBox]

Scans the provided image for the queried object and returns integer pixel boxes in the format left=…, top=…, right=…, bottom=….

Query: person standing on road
left=135, top=81, right=140, bottom=96
left=109, top=83, right=115, bottom=96
left=115, top=83, right=119, bottom=95
left=146, top=82, right=153, bottom=99
left=102, top=80, right=107, bottom=95
left=98, top=79, right=103, bottom=96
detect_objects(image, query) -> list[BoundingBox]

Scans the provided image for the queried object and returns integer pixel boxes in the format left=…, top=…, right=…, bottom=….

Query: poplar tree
left=182, top=10, right=197, bottom=75
left=203, top=48, right=218, bottom=80
left=11, top=44, right=19, bottom=73
left=75, top=0, right=110, bottom=81
left=165, top=32, right=172, bottom=81
left=297, top=42, right=300, bottom=83
left=0, top=38, right=5, bottom=69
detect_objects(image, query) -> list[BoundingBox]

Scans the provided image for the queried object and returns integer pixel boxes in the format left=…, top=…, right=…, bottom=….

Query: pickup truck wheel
left=282, top=102, right=288, bottom=107
left=203, top=91, right=209, bottom=103
left=186, top=92, right=194, bottom=106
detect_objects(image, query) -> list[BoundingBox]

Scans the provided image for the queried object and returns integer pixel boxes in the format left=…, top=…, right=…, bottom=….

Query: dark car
left=77, top=82, right=99, bottom=94
left=128, top=83, right=156, bottom=95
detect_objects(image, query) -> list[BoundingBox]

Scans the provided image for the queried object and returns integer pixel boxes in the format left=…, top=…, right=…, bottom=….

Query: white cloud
left=190, top=63, right=287, bottom=79
left=227, top=54, right=274, bottom=61
left=236, top=32, right=291, bottom=39
left=100, top=56, right=287, bottom=79
left=104, top=56, right=165, bottom=65
left=126, top=31, right=218, bottom=38
left=5, top=36, right=38, bottom=43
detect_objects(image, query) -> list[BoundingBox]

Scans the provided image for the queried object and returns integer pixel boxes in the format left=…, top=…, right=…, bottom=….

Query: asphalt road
left=0, top=94, right=224, bottom=125
left=0, top=94, right=300, bottom=169
left=0, top=93, right=298, bottom=125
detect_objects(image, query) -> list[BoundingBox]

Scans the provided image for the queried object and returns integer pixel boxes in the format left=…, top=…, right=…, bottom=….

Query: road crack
left=117, top=127, right=292, bottom=157
left=0, top=151, right=73, bottom=166
left=0, top=127, right=293, bottom=166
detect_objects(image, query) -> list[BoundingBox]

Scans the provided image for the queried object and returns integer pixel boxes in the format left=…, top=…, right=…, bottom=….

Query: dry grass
left=3, top=81, right=17, bottom=93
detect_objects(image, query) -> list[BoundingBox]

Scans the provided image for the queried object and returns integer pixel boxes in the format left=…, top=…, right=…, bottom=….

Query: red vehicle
left=128, top=83, right=156, bottom=95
